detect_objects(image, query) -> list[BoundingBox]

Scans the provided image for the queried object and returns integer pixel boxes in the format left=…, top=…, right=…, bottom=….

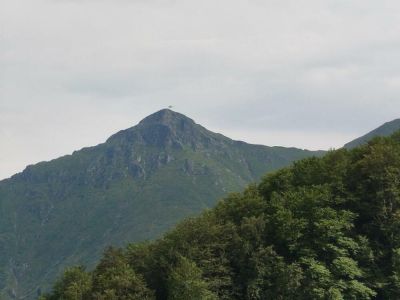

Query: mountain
left=344, top=118, right=400, bottom=149
left=43, top=131, right=400, bottom=300
left=0, top=109, right=323, bottom=299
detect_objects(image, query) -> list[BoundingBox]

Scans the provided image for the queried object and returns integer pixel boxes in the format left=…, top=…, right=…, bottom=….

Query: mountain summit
left=138, top=109, right=195, bottom=127
left=0, top=110, right=322, bottom=299
left=107, top=109, right=216, bottom=149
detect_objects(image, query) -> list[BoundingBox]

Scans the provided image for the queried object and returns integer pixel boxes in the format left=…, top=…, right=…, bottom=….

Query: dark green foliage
left=39, top=266, right=91, bottom=300
left=90, top=247, right=154, bottom=300
left=0, top=110, right=322, bottom=299
left=44, top=132, right=400, bottom=299
left=40, top=249, right=154, bottom=300
left=167, top=256, right=217, bottom=300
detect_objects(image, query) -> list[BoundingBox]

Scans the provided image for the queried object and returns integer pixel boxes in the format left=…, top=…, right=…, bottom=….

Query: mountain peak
left=139, top=109, right=195, bottom=127
left=107, top=109, right=201, bottom=148
left=0, top=108, right=324, bottom=299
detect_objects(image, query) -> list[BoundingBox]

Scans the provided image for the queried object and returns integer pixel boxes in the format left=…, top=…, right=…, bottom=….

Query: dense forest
left=41, top=131, right=400, bottom=299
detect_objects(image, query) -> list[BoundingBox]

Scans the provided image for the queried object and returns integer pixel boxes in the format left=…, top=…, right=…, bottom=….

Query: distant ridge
left=344, top=119, right=400, bottom=149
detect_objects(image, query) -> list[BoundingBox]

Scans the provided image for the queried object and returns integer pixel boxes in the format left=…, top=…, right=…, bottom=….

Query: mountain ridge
left=344, top=118, right=400, bottom=149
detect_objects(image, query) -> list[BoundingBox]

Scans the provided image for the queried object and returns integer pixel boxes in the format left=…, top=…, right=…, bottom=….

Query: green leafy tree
left=40, top=266, right=91, bottom=300
left=91, top=247, right=155, bottom=300
left=167, top=256, right=217, bottom=300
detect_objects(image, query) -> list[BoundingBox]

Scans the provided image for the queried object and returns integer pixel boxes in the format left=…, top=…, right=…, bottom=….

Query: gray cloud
left=1, top=0, right=400, bottom=179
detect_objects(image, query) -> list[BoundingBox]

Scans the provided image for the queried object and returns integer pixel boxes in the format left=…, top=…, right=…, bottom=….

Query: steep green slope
left=44, top=131, right=400, bottom=300
left=344, top=118, right=400, bottom=149
left=0, top=109, right=322, bottom=299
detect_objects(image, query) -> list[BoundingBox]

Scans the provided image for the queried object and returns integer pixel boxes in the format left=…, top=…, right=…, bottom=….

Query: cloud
left=1, top=0, right=400, bottom=179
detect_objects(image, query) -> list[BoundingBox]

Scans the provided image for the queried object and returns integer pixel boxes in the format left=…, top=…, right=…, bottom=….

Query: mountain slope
left=43, top=131, right=400, bottom=300
left=344, top=118, right=400, bottom=149
left=0, top=109, right=323, bottom=299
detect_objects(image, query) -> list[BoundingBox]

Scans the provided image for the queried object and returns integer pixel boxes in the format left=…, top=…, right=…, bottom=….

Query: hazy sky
left=1, top=0, right=400, bottom=179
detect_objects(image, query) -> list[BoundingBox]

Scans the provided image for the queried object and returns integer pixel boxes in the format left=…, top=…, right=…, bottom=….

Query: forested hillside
left=0, top=110, right=322, bottom=299
left=42, top=131, right=400, bottom=299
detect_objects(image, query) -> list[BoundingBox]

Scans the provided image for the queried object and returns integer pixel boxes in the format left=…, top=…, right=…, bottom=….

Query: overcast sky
left=1, top=0, right=400, bottom=180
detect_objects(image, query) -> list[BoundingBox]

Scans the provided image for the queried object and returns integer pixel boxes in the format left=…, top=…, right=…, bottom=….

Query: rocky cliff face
left=0, top=109, right=323, bottom=299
